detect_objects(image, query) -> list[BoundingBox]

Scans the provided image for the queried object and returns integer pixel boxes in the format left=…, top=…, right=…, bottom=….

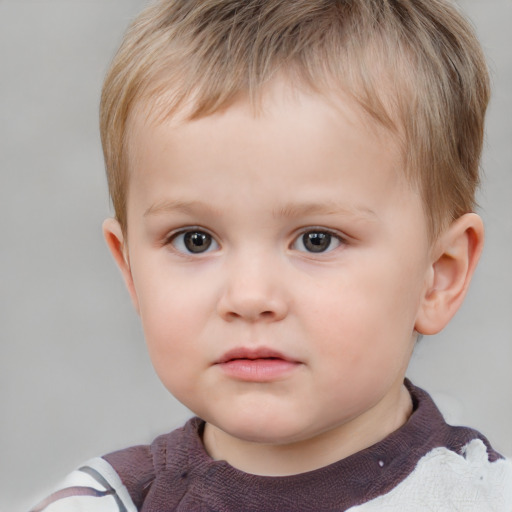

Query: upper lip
left=216, top=347, right=297, bottom=364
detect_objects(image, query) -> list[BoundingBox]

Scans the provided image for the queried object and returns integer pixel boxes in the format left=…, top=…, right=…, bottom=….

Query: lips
left=215, top=347, right=301, bottom=381
left=216, top=347, right=295, bottom=364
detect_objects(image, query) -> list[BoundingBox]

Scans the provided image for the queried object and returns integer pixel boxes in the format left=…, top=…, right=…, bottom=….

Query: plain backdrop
left=0, top=0, right=510, bottom=510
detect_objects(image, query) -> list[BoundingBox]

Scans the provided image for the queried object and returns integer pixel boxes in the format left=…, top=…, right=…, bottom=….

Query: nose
left=216, top=253, right=289, bottom=323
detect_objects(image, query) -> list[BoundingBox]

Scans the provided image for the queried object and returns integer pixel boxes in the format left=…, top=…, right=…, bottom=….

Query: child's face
left=117, top=81, right=434, bottom=452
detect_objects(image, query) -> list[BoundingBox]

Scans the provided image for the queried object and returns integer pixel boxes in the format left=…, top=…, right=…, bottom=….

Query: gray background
left=0, top=1, right=510, bottom=510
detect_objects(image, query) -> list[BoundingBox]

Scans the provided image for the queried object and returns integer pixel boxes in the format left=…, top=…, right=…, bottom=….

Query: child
left=31, top=0, right=512, bottom=510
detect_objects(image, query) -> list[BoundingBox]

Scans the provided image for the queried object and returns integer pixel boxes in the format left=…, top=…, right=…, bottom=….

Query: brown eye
left=171, top=230, right=218, bottom=254
left=184, top=232, right=212, bottom=253
left=303, top=232, right=331, bottom=252
left=293, top=230, right=342, bottom=253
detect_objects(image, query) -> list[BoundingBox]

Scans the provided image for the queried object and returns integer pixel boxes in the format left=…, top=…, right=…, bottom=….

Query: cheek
left=135, top=260, right=210, bottom=331
left=306, top=258, right=421, bottom=361
left=307, top=278, right=416, bottom=414
left=134, top=276, right=210, bottom=381
left=141, top=305, right=204, bottom=402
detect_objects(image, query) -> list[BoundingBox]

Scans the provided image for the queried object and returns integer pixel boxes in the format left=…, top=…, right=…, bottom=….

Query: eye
left=292, top=230, right=342, bottom=253
left=169, top=230, right=219, bottom=254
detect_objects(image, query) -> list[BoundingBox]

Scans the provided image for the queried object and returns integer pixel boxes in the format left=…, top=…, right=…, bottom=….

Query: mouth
left=215, top=347, right=301, bottom=382
left=217, top=347, right=295, bottom=364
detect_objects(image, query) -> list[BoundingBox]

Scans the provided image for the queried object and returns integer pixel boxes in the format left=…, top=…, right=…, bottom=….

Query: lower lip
left=218, top=358, right=300, bottom=381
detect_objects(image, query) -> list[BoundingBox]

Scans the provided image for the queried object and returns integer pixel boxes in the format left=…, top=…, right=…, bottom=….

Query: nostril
left=223, top=309, right=275, bottom=322
left=217, top=291, right=288, bottom=322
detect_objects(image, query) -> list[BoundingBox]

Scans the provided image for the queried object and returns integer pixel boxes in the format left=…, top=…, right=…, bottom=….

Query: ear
left=415, top=213, right=484, bottom=335
left=102, top=218, right=140, bottom=313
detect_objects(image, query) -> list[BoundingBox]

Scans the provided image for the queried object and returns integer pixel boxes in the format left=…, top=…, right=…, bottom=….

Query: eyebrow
left=144, top=199, right=222, bottom=218
left=272, top=201, right=378, bottom=221
left=144, top=199, right=378, bottom=221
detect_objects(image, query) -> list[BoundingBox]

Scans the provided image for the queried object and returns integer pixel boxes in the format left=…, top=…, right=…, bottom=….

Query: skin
left=104, top=80, right=484, bottom=476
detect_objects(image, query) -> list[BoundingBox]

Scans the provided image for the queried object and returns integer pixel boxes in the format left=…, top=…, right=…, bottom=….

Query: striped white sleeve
left=29, top=457, right=137, bottom=512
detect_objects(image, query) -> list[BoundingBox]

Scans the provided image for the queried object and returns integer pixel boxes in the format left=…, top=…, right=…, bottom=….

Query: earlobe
left=102, top=218, right=140, bottom=313
left=415, top=213, right=484, bottom=335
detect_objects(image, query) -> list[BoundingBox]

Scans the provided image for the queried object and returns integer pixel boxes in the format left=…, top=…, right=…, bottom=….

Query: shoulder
left=348, top=381, right=512, bottom=511
left=102, top=417, right=202, bottom=505
left=29, top=457, right=137, bottom=512
left=349, top=439, right=512, bottom=511
left=29, top=418, right=202, bottom=512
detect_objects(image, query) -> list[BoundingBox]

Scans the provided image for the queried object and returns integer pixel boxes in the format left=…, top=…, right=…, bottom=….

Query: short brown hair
left=100, top=0, right=490, bottom=238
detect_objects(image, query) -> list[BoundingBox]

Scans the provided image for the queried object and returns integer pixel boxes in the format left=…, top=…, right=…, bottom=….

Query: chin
left=215, top=414, right=313, bottom=446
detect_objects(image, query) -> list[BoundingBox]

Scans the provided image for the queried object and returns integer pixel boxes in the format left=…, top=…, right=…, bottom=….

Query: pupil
left=304, top=232, right=331, bottom=253
left=184, top=232, right=211, bottom=253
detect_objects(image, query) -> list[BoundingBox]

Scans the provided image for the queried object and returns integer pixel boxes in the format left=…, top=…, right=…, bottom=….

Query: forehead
left=126, top=78, right=403, bottom=171
left=124, top=80, right=423, bottom=234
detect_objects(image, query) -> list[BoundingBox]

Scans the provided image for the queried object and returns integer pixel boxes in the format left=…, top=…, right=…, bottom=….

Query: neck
left=202, top=383, right=413, bottom=476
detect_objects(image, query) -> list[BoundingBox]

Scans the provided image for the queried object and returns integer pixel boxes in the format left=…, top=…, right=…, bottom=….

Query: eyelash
left=292, top=228, right=345, bottom=254
left=164, top=227, right=346, bottom=255
left=165, top=227, right=219, bottom=255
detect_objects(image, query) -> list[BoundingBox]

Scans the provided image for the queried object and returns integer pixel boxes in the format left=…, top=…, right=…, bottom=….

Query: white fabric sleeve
left=29, top=457, right=138, bottom=512
left=348, top=440, right=512, bottom=511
